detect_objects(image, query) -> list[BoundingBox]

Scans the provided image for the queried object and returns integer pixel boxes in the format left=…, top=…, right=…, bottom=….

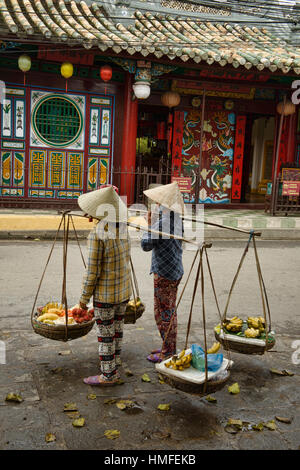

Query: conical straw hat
left=77, top=186, right=127, bottom=222
left=143, top=182, right=184, bottom=214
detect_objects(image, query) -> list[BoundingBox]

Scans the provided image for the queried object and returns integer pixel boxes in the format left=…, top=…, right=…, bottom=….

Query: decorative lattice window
left=33, top=96, right=82, bottom=147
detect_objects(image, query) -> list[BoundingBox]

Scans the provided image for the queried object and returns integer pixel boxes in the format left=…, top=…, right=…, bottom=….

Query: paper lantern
left=100, top=65, right=112, bottom=82
left=18, top=54, right=31, bottom=72
left=18, top=54, right=31, bottom=85
left=100, top=65, right=112, bottom=95
left=276, top=99, right=296, bottom=116
left=161, top=91, right=181, bottom=108
left=132, top=81, right=151, bottom=100
left=61, top=62, right=73, bottom=92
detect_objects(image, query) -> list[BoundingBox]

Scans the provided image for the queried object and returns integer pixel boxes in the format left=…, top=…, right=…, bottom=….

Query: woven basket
left=160, top=369, right=231, bottom=396
left=124, top=302, right=145, bottom=325
left=215, top=330, right=275, bottom=355
left=32, top=314, right=95, bottom=342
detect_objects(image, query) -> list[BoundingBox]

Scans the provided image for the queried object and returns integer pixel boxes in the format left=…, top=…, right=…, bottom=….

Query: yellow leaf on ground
left=63, top=403, right=78, bottom=412
left=87, top=394, right=97, bottom=400
left=104, top=429, right=120, bottom=440
left=141, top=373, right=151, bottom=382
left=157, top=404, right=170, bottom=411
left=45, top=433, right=56, bottom=443
left=116, top=400, right=134, bottom=410
left=228, top=383, right=240, bottom=394
left=72, top=417, right=85, bottom=428
left=5, top=393, right=23, bottom=403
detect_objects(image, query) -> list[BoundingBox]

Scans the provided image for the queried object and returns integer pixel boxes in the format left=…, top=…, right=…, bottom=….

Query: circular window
left=33, top=95, right=82, bottom=147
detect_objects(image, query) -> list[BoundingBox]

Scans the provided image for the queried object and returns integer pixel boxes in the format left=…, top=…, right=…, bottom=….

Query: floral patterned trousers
left=153, top=275, right=181, bottom=357
left=94, top=300, right=128, bottom=379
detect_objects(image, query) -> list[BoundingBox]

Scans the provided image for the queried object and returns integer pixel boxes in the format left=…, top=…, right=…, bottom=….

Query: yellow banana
left=207, top=342, right=221, bottom=354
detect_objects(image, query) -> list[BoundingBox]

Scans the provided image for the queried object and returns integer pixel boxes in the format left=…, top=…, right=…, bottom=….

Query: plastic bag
left=191, top=344, right=223, bottom=372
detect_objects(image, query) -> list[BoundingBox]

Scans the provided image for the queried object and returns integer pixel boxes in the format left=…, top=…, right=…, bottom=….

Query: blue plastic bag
left=191, top=344, right=223, bottom=372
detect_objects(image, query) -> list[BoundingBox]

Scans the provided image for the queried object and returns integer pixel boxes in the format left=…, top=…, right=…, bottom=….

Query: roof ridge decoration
left=0, top=1, right=300, bottom=74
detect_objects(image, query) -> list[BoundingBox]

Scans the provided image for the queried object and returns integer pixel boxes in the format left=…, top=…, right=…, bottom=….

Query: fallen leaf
left=252, top=422, right=264, bottom=431
left=58, top=351, right=71, bottom=356
left=157, top=403, right=170, bottom=411
left=227, top=419, right=243, bottom=429
left=104, top=398, right=118, bottom=405
left=51, top=368, right=63, bottom=374
left=141, top=373, right=151, bottom=383
left=45, top=433, right=56, bottom=443
left=65, top=411, right=80, bottom=419
left=228, top=383, right=240, bottom=394
left=158, top=379, right=165, bottom=385
left=205, top=395, right=217, bottom=403
left=116, top=399, right=134, bottom=410
left=152, top=431, right=171, bottom=440
left=104, top=429, right=120, bottom=440
left=125, top=369, right=133, bottom=377
left=282, top=370, right=294, bottom=376
left=72, top=417, right=85, bottom=428
left=264, top=420, right=277, bottom=431
left=63, top=403, right=78, bottom=412
left=5, top=393, right=23, bottom=403
left=87, top=394, right=97, bottom=400
left=275, top=416, right=292, bottom=424
left=270, top=368, right=294, bottom=377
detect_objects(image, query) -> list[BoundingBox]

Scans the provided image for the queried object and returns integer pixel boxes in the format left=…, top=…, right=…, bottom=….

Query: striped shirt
left=79, top=223, right=131, bottom=305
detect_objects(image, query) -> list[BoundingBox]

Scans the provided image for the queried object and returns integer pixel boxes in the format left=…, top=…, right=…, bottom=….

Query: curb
left=1, top=228, right=300, bottom=242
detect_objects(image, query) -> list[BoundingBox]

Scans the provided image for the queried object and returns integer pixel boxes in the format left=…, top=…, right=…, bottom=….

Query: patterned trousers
left=94, top=301, right=127, bottom=379
left=153, top=275, right=181, bottom=357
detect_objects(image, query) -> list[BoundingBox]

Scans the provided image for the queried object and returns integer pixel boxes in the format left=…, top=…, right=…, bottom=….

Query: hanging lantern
left=132, top=81, right=151, bottom=100
left=100, top=65, right=112, bottom=95
left=276, top=99, right=296, bottom=116
left=61, top=62, right=74, bottom=92
left=18, top=54, right=31, bottom=86
left=161, top=91, right=181, bottom=109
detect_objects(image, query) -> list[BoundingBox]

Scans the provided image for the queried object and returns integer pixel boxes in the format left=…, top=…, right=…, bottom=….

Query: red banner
left=38, top=46, right=95, bottom=66
left=231, top=115, right=247, bottom=200
left=171, top=110, right=184, bottom=177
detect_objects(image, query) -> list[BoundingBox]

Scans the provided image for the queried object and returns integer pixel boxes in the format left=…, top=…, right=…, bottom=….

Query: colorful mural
left=181, top=108, right=236, bottom=203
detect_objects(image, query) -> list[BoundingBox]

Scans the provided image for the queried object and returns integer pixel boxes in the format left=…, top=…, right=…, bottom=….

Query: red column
left=120, top=72, right=138, bottom=205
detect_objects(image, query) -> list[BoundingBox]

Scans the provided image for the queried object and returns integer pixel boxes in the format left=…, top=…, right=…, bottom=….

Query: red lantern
left=100, top=65, right=112, bottom=95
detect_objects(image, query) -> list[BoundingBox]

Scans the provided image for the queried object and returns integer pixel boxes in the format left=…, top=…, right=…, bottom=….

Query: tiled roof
left=0, top=0, right=299, bottom=74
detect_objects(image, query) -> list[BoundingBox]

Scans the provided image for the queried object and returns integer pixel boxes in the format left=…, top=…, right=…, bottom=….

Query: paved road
left=0, top=240, right=299, bottom=451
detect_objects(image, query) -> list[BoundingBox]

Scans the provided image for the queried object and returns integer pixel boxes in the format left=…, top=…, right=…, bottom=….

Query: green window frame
left=32, top=95, right=83, bottom=148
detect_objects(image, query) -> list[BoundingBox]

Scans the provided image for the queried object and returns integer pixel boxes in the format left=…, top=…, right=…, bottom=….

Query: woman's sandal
left=147, top=353, right=163, bottom=363
left=150, top=348, right=161, bottom=354
left=83, top=374, right=119, bottom=386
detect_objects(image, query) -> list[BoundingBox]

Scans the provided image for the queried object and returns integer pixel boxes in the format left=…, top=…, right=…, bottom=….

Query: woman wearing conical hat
left=141, top=182, right=184, bottom=363
left=77, top=186, right=131, bottom=385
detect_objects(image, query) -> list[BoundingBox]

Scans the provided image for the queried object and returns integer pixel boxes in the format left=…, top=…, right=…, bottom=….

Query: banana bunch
left=247, top=316, right=265, bottom=332
left=37, top=312, right=59, bottom=323
left=41, top=302, right=64, bottom=315
left=223, top=316, right=243, bottom=333
left=244, top=327, right=260, bottom=338
left=207, top=342, right=221, bottom=354
left=165, top=349, right=192, bottom=371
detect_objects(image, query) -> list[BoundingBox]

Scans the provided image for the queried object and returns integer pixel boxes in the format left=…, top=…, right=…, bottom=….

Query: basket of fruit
left=156, top=346, right=232, bottom=396
left=124, top=297, right=145, bottom=324
left=32, top=302, right=95, bottom=342
left=214, top=316, right=275, bottom=355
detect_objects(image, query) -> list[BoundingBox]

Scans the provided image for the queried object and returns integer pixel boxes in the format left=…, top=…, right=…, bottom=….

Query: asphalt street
left=0, top=239, right=299, bottom=451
